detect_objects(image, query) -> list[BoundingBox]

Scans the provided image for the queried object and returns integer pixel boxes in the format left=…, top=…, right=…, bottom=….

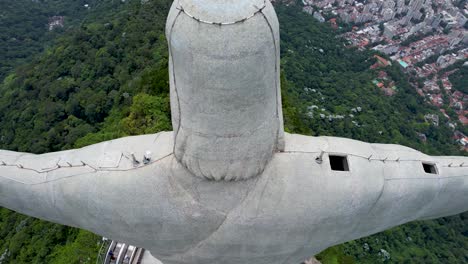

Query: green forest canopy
left=0, top=0, right=132, bottom=81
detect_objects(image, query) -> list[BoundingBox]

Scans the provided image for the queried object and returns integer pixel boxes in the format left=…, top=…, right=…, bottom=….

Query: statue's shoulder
left=283, top=132, right=426, bottom=159
left=0, top=132, right=175, bottom=185
left=73, top=131, right=174, bottom=169
left=283, top=133, right=374, bottom=156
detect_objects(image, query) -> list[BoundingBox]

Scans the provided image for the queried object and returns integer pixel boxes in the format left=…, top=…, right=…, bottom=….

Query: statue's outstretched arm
left=0, top=131, right=229, bottom=256
left=239, top=133, right=468, bottom=262
left=0, top=130, right=467, bottom=264
left=0, top=132, right=175, bottom=230
left=281, top=133, right=468, bottom=224
left=160, top=134, right=468, bottom=264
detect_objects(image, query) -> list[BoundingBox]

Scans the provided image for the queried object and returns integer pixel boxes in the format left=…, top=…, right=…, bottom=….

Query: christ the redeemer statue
left=0, top=0, right=467, bottom=263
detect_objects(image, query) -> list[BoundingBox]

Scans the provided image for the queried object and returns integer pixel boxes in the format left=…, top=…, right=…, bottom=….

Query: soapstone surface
left=0, top=1, right=467, bottom=263
left=142, top=251, right=164, bottom=264
left=0, top=132, right=467, bottom=264
left=167, top=0, right=284, bottom=181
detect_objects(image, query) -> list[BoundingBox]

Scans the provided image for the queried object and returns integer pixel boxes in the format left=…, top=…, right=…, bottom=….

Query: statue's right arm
left=279, top=133, right=468, bottom=240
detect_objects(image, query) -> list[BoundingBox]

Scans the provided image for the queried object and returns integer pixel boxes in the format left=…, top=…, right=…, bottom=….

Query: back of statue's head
left=166, top=0, right=284, bottom=181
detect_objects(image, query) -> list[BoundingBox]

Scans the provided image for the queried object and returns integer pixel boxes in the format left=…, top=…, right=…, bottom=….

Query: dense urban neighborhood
left=302, top=0, right=468, bottom=150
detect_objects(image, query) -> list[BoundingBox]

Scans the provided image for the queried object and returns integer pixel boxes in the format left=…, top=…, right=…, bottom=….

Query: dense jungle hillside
left=0, top=0, right=131, bottom=81
left=0, top=0, right=466, bottom=263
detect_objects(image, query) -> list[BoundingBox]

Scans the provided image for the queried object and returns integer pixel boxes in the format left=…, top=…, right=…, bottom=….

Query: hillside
left=0, top=0, right=466, bottom=263
left=0, top=0, right=130, bottom=81
left=277, top=6, right=467, bottom=262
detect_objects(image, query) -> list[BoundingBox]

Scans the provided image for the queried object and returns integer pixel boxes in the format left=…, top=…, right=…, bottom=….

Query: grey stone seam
left=1, top=153, right=27, bottom=167
left=259, top=10, right=280, bottom=120
left=259, top=10, right=282, bottom=153
left=173, top=215, right=228, bottom=258
left=414, top=175, right=444, bottom=219
left=1, top=152, right=160, bottom=173
left=177, top=119, right=276, bottom=138
left=255, top=166, right=274, bottom=217
left=347, top=163, right=385, bottom=247
left=363, top=173, right=464, bottom=224
left=169, top=165, right=229, bottom=215
left=0, top=153, right=174, bottom=185
left=267, top=171, right=301, bottom=264
left=384, top=175, right=468, bottom=180
left=366, top=179, right=386, bottom=216
left=2, top=151, right=467, bottom=178
left=153, top=133, right=162, bottom=143
left=175, top=0, right=267, bottom=25
left=0, top=161, right=90, bottom=174
left=169, top=175, right=263, bottom=258
left=168, top=10, right=183, bottom=155
left=278, top=151, right=468, bottom=166
left=162, top=183, right=228, bottom=257
left=165, top=162, right=228, bottom=218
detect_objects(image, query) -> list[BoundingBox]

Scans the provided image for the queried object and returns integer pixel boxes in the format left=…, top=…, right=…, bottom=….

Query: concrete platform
left=141, top=251, right=163, bottom=264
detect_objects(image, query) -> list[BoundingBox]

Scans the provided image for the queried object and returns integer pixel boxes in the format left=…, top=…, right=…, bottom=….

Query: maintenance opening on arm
left=422, top=163, right=438, bottom=174
left=329, top=155, right=349, bottom=171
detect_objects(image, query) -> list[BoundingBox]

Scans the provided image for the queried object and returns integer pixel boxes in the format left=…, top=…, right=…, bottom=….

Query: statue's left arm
left=0, top=148, right=81, bottom=227
left=0, top=132, right=175, bottom=229
left=0, top=132, right=229, bottom=256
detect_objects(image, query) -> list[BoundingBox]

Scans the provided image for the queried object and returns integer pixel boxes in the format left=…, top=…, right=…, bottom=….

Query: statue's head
left=166, top=0, right=284, bottom=181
